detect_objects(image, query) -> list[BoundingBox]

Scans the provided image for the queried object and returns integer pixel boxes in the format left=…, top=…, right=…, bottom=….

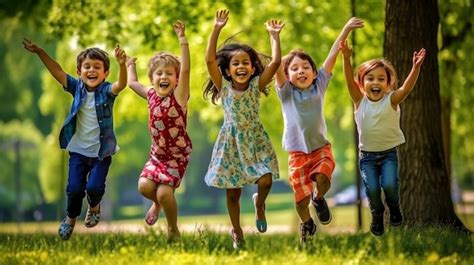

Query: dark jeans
left=359, top=148, right=400, bottom=216
left=66, top=152, right=111, bottom=218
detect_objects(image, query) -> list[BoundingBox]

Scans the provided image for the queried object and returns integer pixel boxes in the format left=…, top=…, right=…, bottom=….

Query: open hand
left=413, top=48, right=426, bottom=67
left=265, top=19, right=285, bottom=34
left=215, top=9, right=229, bottom=29
left=345, top=17, right=364, bottom=31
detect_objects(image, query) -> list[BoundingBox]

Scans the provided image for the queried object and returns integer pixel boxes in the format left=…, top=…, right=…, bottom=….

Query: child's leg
left=312, top=173, right=330, bottom=198
left=255, top=173, right=272, bottom=219
left=156, top=185, right=179, bottom=241
left=295, top=196, right=311, bottom=222
left=86, top=156, right=112, bottom=211
left=226, top=188, right=243, bottom=237
left=380, top=150, right=403, bottom=226
left=359, top=152, right=385, bottom=235
left=138, top=178, right=161, bottom=225
left=66, top=152, right=92, bottom=224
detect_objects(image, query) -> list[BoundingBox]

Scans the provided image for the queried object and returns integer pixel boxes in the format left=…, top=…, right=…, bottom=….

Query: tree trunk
left=384, top=0, right=469, bottom=232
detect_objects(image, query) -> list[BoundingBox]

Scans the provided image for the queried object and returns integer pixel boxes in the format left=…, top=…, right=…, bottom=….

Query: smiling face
left=225, top=50, right=255, bottom=90
left=287, top=56, right=316, bottom=90
left=362, top=66, right=390, bottom=101
left=151, top=64, right=178, bottom=97
left=77, top=57, right=109, bottom=90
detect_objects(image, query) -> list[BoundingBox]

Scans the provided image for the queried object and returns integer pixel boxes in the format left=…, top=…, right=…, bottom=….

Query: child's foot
left=85, top=204, right=100, bottom=228
left=252, top=193, right=267, bottom=233
left=370, top=213, right=384, bottom=236
left=167, top=230, right=181, bottom=244
left=389, top=207, right=403, bottom=226
left=58, top=216, right=76, bottom=240
left=300, top=217, right=317, bottom=245
left=311, top=194, right=332, bottom=225
left=145, top=203, right=160, bottom=226
left=230, top=228, right=244, bottom=250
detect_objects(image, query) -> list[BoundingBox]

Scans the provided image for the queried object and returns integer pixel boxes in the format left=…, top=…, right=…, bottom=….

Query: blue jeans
left=66, top=152, right=111, bottom=218
left=359, top=148, right=400, bottom=216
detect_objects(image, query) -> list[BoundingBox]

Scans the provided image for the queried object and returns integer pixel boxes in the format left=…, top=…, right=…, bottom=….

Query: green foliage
left=439, top=0, right=474, bottom=187
left=1, top=0, right=473, bottom=219
left=0, top=121, right=44, bottom=209
left=0, top=228, right=472, bottom=264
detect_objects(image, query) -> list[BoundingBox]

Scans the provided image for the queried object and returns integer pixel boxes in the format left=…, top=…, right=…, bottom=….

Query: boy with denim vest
left=23, top=38, right=127, bottom=240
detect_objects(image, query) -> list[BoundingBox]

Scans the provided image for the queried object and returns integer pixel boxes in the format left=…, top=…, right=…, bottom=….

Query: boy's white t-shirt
left=355, top=91, right=405, bottom=152
left=66, top=91, right=101, bottom=157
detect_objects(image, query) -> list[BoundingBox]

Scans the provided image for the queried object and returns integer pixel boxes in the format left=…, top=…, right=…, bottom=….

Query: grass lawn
left=1, top=202, right=473, bottom=265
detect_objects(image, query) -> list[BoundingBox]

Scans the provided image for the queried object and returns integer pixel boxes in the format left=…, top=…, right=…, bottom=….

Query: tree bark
left=384, top=0, right=469, bottom=232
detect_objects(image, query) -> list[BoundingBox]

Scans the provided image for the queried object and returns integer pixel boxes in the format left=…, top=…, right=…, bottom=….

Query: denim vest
left=59, top=75, right=117, bottom=160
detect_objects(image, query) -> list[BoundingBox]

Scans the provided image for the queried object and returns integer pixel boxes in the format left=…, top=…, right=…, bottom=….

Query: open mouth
left=236, top=70, right=247, bottom=78
left=297, top=76, right=307, bottom=82
left=159, top=82, right=169, bottom=89
left=87, top=76, right=98, bottom=82
left=371, top=87, right=381, bottom=96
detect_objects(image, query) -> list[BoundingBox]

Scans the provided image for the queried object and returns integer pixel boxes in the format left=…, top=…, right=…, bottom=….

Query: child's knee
left=138, top=178, right=155, bottom=195
left=315, top=174, right=330, bottom=188
left=156, top=185, right=175, bottom=204
left=257, top=174, right=273, bottom=189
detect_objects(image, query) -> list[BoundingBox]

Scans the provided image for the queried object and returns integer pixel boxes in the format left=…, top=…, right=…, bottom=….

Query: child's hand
left=339, top=40, right=352, bottom=58
left=126, top=56, right=137, bottom=67
left=265, top=19, right=285, bottom=35
left=214, top=9, right=229, bottom=29
left=115, top=44, right=126, bottom=64
left=344, top=17, right=364, bottom=31
left=22, top=38, right=41, bottom=53
left=173, top=20, right=186, bottom=38
left=413, top=48, right=426, bottom=67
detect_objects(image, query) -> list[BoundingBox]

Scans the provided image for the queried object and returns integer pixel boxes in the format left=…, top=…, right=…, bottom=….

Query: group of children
left=23, top=9, right=426, bottom=248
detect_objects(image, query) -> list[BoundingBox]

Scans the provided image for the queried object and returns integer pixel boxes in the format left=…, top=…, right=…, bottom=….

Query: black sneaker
left=300, top=218, right=317, bottom=244
left=389, top=207, right=403, bottom=226
left=370, top=214, right=384, bottom=236
left=311, top=194, right=332, bottom=225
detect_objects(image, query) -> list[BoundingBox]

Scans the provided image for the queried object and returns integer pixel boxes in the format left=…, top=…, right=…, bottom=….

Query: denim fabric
left=59, top=75, right=117, bottom=160
left=359, top=148, right=400, bottom=215
left=65, top=152, right=111, bottom=218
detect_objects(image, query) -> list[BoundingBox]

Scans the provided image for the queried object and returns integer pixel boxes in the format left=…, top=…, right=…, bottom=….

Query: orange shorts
left=288, top=144, right=335, bottom=203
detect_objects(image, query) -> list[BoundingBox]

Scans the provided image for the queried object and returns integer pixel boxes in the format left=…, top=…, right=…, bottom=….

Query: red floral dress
left=140, top=89, right=192, bottom=188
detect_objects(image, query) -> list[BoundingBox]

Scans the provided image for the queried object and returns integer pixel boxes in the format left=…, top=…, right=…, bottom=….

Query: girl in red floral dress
left=127, top=20, right=192, bottom=243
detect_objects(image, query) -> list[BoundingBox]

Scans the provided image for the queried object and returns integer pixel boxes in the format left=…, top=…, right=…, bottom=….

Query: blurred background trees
left=0, top=0, right=472, bottom=230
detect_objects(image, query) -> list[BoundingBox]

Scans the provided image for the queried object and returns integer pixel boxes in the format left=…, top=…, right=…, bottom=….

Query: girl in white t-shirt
left=340, top=40, right=426, bottom=236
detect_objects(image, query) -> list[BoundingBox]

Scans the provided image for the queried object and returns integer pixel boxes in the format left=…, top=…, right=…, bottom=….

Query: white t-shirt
left=355, top=91, right=405, bottom=152
left=67, top=91, right=100, bottom=157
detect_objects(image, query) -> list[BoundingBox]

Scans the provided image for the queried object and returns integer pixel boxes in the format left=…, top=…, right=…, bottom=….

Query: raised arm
left=205, top=9, right=229, bottom=91
left=23, top=38, right=67, bottom=87
left=173, top=20, right=190, bottom=107
left=111, top=45, right=127, bottom=95
left=274, top=55, right=288, bottom=89
left=322, top=17, right=364, bottom=74
left=126, top=57, right=148, bottom=99
left=340, top=40, right=363, bottom=105
left=259, top=19, right=285, bottom=90
left=391, top=48, right=426, bottom=106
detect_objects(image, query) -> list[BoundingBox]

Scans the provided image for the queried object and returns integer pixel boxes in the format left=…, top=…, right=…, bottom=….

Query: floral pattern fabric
left=204, top=77, right=279, bottom=188
left=140, top=89, right=192, bottom=188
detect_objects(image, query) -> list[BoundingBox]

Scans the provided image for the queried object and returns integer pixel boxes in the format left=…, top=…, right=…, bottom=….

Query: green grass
left=0, top=228, right=472, bottom=265
left=1, top=204, right=473, bottom=264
